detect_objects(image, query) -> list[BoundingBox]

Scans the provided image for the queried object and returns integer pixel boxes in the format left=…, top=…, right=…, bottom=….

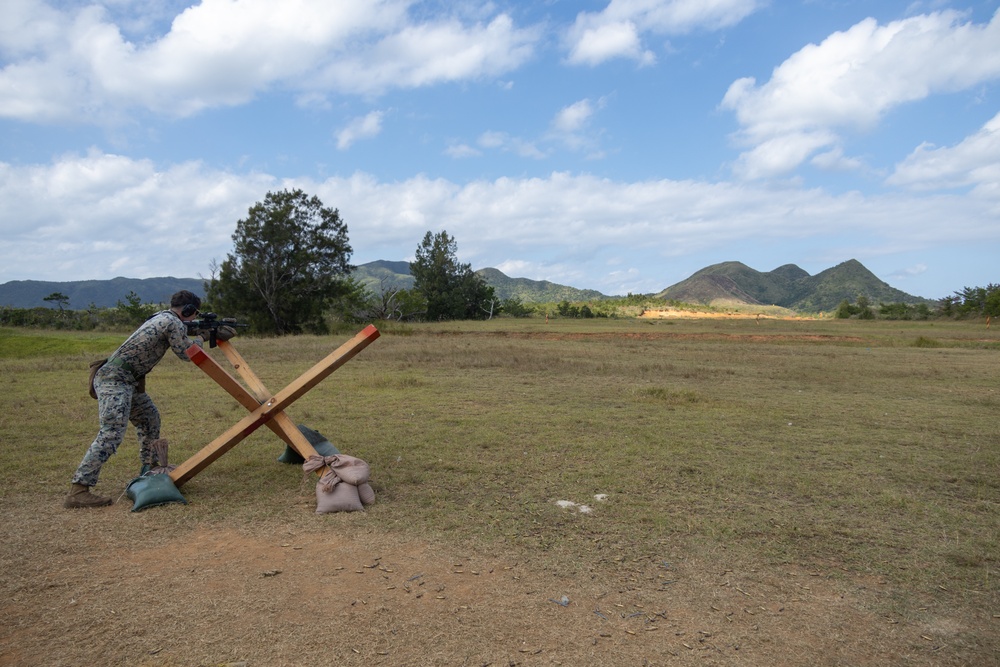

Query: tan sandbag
left=303, top=454, right=370, bottom=513
left=314, top=475, right=363, bottom=513
left=358, top=482, right=375, bottom=506
left=325, top=454, right=370, bottom=486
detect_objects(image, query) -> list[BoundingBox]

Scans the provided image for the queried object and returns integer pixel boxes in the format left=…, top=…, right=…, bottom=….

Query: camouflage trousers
left=71, top=366, right=161, bottom=487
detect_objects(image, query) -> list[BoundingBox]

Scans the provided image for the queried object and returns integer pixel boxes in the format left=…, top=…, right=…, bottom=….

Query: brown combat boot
left=64, top=483, right=112, bottom=508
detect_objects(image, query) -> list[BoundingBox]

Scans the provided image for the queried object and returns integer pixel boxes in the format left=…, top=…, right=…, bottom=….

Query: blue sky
left=1, top=0, right=998, bottom=300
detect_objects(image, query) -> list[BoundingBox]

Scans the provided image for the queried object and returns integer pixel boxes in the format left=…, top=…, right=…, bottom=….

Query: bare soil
left=2, top=496, right=987, bottom=667
left=639, top=309, right=801, bottom=320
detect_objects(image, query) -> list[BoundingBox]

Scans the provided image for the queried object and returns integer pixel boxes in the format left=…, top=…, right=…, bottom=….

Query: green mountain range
left=348, top=260, right=606, bottom=303
left=0, top=259, right=929, bottom=313
left=0, top=276, right=206, bottom=311
left=655, top=259, right=929, bottom=313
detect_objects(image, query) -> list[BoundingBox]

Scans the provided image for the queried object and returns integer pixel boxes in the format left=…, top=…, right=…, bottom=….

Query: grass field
left=1, top=317, right=997, bottom=666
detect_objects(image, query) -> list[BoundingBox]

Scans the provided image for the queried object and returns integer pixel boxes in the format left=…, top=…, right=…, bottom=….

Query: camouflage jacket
left=108, top=310, right=198, bottom=378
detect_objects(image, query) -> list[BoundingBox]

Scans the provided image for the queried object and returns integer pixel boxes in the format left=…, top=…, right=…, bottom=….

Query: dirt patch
left=2, top=500, right=986, bottom=667
left=638, top=308, right=812, bottom=320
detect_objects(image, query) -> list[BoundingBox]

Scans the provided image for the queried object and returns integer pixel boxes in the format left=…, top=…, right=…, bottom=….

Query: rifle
left=185, top=312, right=248, bottom=348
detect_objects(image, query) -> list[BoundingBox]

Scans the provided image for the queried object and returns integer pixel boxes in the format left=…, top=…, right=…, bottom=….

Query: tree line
left=3, top=188, right=996, bottom=332
left=202, top=189, right=505, bottom=334
left=198, top=190, right=658, bottom=331
left=835, top=284, right=1000, bottom=320
left=0, top=190, right=508, bottom=334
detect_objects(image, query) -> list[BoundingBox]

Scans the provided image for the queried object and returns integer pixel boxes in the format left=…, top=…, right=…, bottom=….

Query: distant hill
left=350, top=261, right=608, bottom=303
left=473, top=268, right=607, bottom=302
left=0, top=262, right=607, bottom=310
left=350, top=260, right=415, bottom=291
left=0, top=258, right=927, bottom=314
left=656, top=259, right=928, bottom=312
left=0, top=276, right=205, bottom=310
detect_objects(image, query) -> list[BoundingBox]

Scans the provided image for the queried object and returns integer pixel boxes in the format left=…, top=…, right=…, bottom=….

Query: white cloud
left=3, top=151, right=999, bottom=296
left=475, top=130, right=547, bottom=159
left=566, top=20, right=654, bottom=67
left=478, top=131, right=506, bottom=149
left=888, top=263, right=928, bottom=281
left=0, top=1, right=540, bottom=123
left=450, top=98, right=610, bottom=162
left=317, top=14, right=538, bottom=94
left=549, top=97, right=609, bottom=153
left=444, top=143, right=481, bottom=158
left=810, top=147, right=864, bottom=172
left=887, top=111, right=1000, bottom=196
left=0, top=0, right=66, bottom=56
left=0, top=149, right=273, bottom=281
left=722, top=9, right=1000, bottom=179
left=336, top=111, right=385, bottom=150
left=553, top=99, right=597, bottom=134
left=565, top=0, right=761, bottom=66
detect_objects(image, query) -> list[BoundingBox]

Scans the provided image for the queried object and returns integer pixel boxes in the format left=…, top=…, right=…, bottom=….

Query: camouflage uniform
left=72, top=310, right=199, bottom=487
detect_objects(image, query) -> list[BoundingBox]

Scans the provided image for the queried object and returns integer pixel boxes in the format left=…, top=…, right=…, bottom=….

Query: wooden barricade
left=169, top=325, right=380, bottom=487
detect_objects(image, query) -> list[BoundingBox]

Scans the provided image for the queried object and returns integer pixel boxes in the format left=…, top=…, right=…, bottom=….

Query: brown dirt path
left=2, top=499, right=977, bottom=667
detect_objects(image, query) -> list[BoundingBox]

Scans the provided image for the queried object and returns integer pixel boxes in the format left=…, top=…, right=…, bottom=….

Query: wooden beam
left=183, top=340, right=307, bottom=453
left=216, top=340, right=319, bottom=460
left=170, top=325, right=380, bottom=486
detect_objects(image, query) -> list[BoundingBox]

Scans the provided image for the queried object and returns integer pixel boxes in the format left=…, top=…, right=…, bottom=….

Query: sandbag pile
left=302, top=454, right=375, bottom=513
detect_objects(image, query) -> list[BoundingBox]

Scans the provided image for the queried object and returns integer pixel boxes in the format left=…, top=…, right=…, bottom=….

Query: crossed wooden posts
left=168, top=325, right=380, bottom=487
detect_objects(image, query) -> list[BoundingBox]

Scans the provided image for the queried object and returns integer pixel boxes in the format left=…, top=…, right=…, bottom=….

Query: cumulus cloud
left=549, top=97, right=609, bottom=154
left=566, top=20, right=653, bottom=67
left=0, top=149, right=272, bottom=281
left=722, top=9, right=1000, bottom=179
left=553, top=99, right=598, bottom=134
left=317, top=14, right=539, bottom=95
left=452, top=98, right=609, bottom=162
left=444, top=143, right=481, bottom=158
left=336, top=111, right=385, bottom=150
left=888, top=263, right=928, bottom=281
left=887, top=110, right=1000, bottom=196
left=0, top=0, right=540, bottom=123
left=565, top=0, right=761, bottom=66
left=810, top=147, right=865, bottom=172
left=474, top=130, right=547, bottom=159
left=3, top=151, right=998, bottom=295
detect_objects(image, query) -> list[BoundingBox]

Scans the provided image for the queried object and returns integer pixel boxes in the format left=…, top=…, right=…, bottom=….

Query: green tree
left=207, top=189, right=353, bottom=335
left=986, top=284, right=1000, bottom=317
left=116, top=290, right=157, bottom=326
left=954, top=284, right=1000, bottom=317
left=336, top=277, right=424, bottom=323
left=409, top=230, right=495, bottom=320
left=500, top=296, right=534, bottom=318
left=557, top=300, right=579, bottom=318
left=938, top=295, right=959, bottom=317
left=855, top=295, right=874, bottom=320
left=834, top=299, right=855, bottom=319
left=43, top=292, right=70, bottom=312
left=879, top=302, right=912, bottom=320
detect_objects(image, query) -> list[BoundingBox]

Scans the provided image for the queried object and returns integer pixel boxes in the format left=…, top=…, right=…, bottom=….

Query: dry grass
left=0, top=318, right=998, bottom=666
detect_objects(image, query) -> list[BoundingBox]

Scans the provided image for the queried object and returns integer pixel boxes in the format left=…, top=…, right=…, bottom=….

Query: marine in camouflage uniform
left=66, top=291, right=204, bottom=508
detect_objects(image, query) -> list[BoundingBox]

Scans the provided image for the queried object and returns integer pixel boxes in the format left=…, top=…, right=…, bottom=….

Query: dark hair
left=170, top=290, right=202, bottom=310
